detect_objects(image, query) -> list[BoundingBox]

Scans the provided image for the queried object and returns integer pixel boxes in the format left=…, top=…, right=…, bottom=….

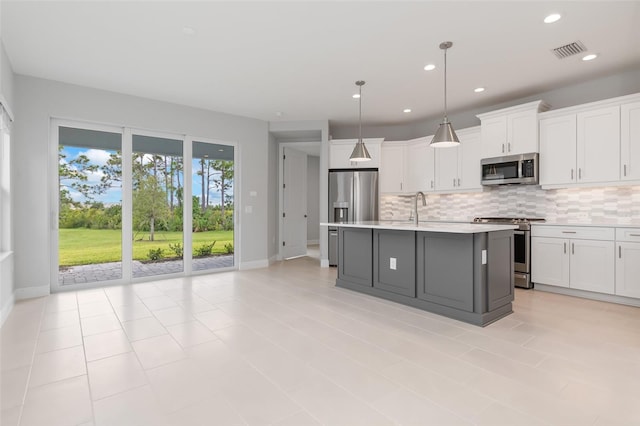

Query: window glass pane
left=58, top=127, right=122, bottom=285
left=192, top=142, right=234, bottom=271
left=132, top=135, right=184, bottom=278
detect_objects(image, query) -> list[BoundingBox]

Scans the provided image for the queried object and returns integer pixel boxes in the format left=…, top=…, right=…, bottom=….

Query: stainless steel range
left=472, top=217, right=546, bottom=289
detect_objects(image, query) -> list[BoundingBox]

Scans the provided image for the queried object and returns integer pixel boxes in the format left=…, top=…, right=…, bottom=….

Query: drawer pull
left=619, top=245, right=622, bottom=258
left=564, top=242, right=567, bottom=254
left=629, top=233, right=640, bottom=237
left=562, top=231, right=577, bottom=234
left=572, top=243, right=575, bottom=255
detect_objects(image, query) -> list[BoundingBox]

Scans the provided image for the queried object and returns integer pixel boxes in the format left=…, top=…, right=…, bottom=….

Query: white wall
left=306, top=156, right=320, bottom=242
left=0, top=36, right=16, bottom=323
left=330, top=66, right=640, bottom=141
left=13, top=75, right=270, bottom=295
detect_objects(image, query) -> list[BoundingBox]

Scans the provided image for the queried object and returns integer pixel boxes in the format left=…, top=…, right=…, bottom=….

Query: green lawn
left=59, top=228, right=233, bottom=266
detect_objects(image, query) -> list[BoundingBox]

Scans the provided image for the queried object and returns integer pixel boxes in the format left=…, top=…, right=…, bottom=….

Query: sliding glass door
left=53, top=122, right=236, bottom=289
left=191, top=141, right=235, bottom=272
left=131, top=133, right=184, bottom=279
left=57, top=125, right=123, bottom=285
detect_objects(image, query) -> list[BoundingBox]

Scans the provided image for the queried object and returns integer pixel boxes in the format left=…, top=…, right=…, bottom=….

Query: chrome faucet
left=414, top=191, right=426, bottom=226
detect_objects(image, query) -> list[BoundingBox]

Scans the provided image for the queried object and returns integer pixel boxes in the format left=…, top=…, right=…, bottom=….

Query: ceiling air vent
left=551, top=41, right=587, bottom=59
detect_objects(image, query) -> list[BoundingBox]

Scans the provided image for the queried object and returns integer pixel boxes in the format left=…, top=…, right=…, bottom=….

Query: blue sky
left=60, top=146, right=233, bottom=206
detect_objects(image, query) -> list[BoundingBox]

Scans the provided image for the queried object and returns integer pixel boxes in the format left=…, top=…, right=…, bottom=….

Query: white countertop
left=533, top=221, right=640, bottom=229
left=321, top=221, right=518, bottom=234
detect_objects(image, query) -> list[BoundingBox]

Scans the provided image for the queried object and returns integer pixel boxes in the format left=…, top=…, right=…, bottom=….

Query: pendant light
left=430, top=41, right=460, bottom=148
left=349, top=80, right=371, bottom=162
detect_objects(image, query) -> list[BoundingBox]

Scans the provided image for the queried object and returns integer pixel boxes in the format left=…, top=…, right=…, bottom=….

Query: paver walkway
left=58, top=255, right=234, bottom=285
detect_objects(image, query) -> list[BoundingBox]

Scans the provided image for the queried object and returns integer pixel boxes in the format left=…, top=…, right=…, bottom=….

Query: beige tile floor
left=1, top=256, right=640, bottom=426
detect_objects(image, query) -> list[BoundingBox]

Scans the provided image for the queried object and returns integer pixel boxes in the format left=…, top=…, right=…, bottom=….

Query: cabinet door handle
left=508, top=142, right=511, bottom=152
left=572, top=243, right=575, bottom=255
left=457, top=178, right=461, bottom=186
left=431, top=180, right=434, bottom=188
left=502, top=144, right=505, bottom=153
left=564, top=242, right=567, bottom=254
left=571, top=169, right=574, bottom=180
left=579, top=168, right=582, bottom=179
left=453, top=178, right=456, bottom=187
left=562, top=231, right=576, bottom=234
left=629, top=233, right=640, bottom=237
left=619, top=245, right=622, bottom=258
left=400, top=182, right=403, bottom=190
left=624, top=164, right=627, bottom=177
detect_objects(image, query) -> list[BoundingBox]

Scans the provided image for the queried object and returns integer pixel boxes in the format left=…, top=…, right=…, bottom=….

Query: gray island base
left=329, top=222, right=517, bottom=327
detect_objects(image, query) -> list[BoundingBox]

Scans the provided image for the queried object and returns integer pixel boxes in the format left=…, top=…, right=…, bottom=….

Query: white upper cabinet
left=477, top=100, right=549, bottom=158
left=434, top=127, right=481, bottom=191
left=621, top=101, right=640, bottom=181
left=405, top=137, right=435, bottom=193
left=457, top=128, right=482, bottom=190
left=539, top=93, right=640, bottom=188
left=576, top=106, right=620, bottom=183
left=539, top=115, right=577, bottom=185
left=379, top=142, right=406, bottom=193
left=329, top=138, right=383, bottom=169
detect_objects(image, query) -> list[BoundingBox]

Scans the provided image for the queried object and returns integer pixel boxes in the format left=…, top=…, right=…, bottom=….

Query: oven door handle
left=513, top=230, right=526, bottom=235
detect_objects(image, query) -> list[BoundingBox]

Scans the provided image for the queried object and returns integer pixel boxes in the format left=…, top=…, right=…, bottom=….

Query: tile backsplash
left=381, top=185, right=640, bottom=223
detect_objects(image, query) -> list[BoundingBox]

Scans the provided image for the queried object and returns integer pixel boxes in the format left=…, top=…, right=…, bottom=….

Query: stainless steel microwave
left=481, top=153, right=539, bottom=185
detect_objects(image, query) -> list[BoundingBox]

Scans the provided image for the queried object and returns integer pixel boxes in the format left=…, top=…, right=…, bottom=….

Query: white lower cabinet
left=615, top=229, right=640, bottom=298
left=531, top=237, right=570, bottom=288
left=531, top=226, right=616, bottom=295
left=569, top=239, right=615, bottom=294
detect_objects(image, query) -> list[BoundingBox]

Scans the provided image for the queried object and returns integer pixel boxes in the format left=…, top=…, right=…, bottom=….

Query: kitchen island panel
left=338, top=227, right=373, bottom=289
left=373, top=229, right=416, bottom=297
left=417, top=232, right=474, bottom=312
left=487, top=231, right=515, bottom=310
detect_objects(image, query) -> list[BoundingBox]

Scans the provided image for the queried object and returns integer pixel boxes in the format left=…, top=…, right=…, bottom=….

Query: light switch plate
left=390, top=257, right=397, bottom=270
left=481, top=250, right=487, bottom=265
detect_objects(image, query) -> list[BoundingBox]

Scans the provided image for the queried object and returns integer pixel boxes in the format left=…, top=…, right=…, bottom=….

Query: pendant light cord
left=443, top=46, right=448, bottom=121
left=358, top=83, right=363, bottom=142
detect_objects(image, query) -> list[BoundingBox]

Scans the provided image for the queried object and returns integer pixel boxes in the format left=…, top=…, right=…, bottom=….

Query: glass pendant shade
left=430, top=118, right=460, bottom=148
left=350, top=140, right=371, bottom=162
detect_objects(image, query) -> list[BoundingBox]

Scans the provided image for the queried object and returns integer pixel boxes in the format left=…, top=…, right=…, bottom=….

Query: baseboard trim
left=320, top=259, right=330, bottom=268
left=534, top=283, right=640, bottom=307
left=239, top=259, right=270, bottom=270
left=15, top=286, right=51, bottom=300
left=0, top=292, right=15, bottom=327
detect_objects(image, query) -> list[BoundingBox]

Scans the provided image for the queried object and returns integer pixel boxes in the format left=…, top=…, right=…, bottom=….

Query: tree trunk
left=150, top=216, right=155, bottom=241
left=200, top=160, right=205, bottom=211
left=220, top=175, right=225, bottom=216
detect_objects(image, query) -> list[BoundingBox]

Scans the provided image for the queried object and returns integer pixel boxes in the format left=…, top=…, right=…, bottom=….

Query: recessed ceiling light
left=182, top=26, right=196, bottom=36
left=582, top=53, right=598, bottom=61
left=474, top=87, right=485, bottom=93
left=352, top=94, right=360, bottom=99
left=544, top=13, right=562, bottom=24
left=424, top=64, right=436, bottom=71
left=403, top=109, right=412, bottom=113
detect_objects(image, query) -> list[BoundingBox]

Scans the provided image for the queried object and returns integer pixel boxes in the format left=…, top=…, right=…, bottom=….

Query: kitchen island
left=323, top=221, right=518, bottom=326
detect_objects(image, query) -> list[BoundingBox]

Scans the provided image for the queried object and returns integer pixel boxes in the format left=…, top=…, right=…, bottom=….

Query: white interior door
left=282, top=147, right=307, bottom=259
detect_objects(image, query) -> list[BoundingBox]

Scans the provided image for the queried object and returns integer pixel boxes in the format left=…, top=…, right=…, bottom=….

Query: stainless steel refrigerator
left=328, top=169, right=378, bottom=266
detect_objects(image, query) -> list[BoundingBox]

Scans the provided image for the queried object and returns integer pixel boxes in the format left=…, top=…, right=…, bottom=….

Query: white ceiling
left=3, top=1, right=639, bottom=127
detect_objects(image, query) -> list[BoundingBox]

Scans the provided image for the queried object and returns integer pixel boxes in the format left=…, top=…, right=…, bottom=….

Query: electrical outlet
left=390, top=257, right=397, bottom=270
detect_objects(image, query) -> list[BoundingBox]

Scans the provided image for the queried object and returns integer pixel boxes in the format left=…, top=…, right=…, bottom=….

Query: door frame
left=278, top=142, right=319, bottom=260
left=50, top=119, right=127, bottom=292
left=50, top=119, right=239, bottom=292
